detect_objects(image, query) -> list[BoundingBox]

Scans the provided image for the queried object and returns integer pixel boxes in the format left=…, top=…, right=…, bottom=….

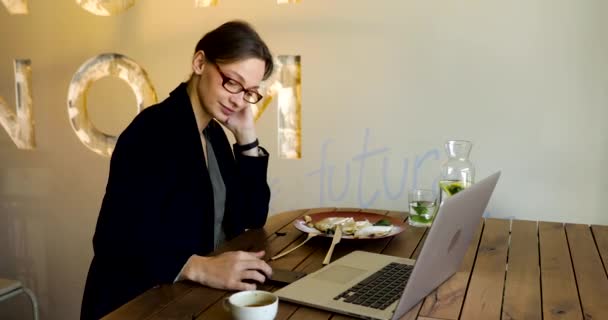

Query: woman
left=81, top=21, right=274, bottom=319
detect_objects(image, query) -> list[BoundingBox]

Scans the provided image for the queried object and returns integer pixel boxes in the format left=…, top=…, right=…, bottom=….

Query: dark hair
left=195, top=20, right=274, bottom=80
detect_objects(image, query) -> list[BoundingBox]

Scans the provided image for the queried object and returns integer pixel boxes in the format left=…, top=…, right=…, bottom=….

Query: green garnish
left=410, top=215, right=432, bottom=223
left=447, top=185, right=464, bottom=195
left=412, top=203, right=428, bottom=215
left=440, top=181, right=465, bottom=196
left=373, top=219, right=392, bottom=226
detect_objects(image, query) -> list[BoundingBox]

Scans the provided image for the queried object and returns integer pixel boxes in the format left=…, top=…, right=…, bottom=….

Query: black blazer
left=81, top=83, right=271, bottom=320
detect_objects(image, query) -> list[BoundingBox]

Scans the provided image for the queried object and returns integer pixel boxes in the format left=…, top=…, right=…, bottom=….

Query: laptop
left=274, top=171, right=500, bottom=320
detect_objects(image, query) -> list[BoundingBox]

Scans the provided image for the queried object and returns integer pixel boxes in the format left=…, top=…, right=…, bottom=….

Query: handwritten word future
left=306, top=128, right=440, bottom=208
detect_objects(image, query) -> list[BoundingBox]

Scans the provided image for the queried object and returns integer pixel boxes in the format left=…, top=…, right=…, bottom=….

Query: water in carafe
left=439, top=140, right=475, bottom=206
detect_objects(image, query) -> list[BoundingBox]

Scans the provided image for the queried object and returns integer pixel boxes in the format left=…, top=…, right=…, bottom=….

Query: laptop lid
left=391, top=171, right=501, bottom=318
left=275, top=172, right=501, bottom=320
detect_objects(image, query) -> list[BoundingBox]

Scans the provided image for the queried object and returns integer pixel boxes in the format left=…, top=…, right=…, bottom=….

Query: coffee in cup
left=223, top=290, right=278, bottom=320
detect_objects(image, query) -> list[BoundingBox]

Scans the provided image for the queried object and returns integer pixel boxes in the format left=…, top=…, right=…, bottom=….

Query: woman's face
left=195, top=54, right=266, bottom=124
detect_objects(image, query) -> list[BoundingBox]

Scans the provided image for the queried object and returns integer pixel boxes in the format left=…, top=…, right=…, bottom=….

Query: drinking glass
left=408, top=189, right=437, bottom=227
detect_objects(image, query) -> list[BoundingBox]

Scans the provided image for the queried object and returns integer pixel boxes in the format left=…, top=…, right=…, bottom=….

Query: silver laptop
left=275, top=171, right=500, bottom=320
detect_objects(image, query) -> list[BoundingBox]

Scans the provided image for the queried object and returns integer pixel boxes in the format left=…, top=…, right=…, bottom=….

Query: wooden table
left=104, top=208, right=608, bottom=320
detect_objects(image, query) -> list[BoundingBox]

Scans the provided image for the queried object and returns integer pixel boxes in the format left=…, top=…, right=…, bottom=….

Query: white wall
left=1, top=0, right=607, bottom=319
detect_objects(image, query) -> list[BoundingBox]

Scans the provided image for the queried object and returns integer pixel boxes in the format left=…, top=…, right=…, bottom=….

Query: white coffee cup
left=223, top=290, right=278, bottom=320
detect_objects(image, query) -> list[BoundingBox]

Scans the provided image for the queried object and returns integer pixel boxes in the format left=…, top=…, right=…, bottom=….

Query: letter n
left=2, top=0, right=28, bottom=14
left=0, top=59, right=35, bottom=149
left=253, top=55, right=302, bottom=159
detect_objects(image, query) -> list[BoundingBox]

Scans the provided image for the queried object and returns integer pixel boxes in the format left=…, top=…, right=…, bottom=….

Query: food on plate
left=302, top=215, right=394, bottom=238
left=354, top=225, right=394, bottom=238
left=304, top=215, right=313, bottom=223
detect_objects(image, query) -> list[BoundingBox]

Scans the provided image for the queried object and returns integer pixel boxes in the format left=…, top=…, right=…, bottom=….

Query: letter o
left=67, top=53, right=157, bottom=157
left=75, top=0, right=136, bottom=16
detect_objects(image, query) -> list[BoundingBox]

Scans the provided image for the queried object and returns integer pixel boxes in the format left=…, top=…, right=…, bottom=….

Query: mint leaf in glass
left=413, top=203, right=428, bottom=215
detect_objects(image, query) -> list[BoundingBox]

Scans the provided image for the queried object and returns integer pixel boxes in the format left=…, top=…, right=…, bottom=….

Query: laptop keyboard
left=333, top=262, right=413, bottom=310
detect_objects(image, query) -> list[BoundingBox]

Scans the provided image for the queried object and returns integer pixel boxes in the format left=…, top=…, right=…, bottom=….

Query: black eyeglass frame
left=213, top=63, right=263, bottom=104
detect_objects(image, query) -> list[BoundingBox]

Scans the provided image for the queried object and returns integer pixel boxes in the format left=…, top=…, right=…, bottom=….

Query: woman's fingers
left=231, top=251, right=272, bottom=278
left=242, top=270, right=266, bottom=284
left=245, top=259, right=273, bottom=279
left=190, top=250, right=273, bottom=290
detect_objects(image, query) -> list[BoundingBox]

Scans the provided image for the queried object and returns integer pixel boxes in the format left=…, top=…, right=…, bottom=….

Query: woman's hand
left=225, top=106, right=261, bottom=156
left=180, top=250, right=272, bottom=291
left=225, top=105, right=257, bottom=145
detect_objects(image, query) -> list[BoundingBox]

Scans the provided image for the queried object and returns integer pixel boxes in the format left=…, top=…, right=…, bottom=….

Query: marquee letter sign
left=254, top=55, right=301, bottom=159
left=195, top=0, right=298, bottom=7
left=0, top=59, right=34, bottom=149
left=194, top=0, right=217, bottom=7
left=76, top=0, right=136, bottom=16
left=1, top=0, right=28, bottom=14
left=67, top=53, right=157, bottom=156
left=5, top=0, right=297, bottom=14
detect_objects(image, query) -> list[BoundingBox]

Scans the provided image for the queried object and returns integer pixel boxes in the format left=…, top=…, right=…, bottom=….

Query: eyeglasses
left=213, top=63, right=263, bottom=104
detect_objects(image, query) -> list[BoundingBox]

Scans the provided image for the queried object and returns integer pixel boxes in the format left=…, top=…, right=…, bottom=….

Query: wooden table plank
left=149, top=209, right=323, bottom=320
left=153, top=274, right=276, bottom=320
left=539, top=222, right=583, bottom=320
left=283, top=210, right=423, bottom=320
left=265, top=208, right=338, bottom=261
left=398, top=301, right=424, bottom=320
left=197, top=208, right=344, bottom=320
left=591, top=225, right=608, bottom=276
left=328, top=210, right=402, bottom=265
left=267, top=207, right=341, bottom=268
left=189, top=210, right=432, bottom=320
left=281, top=210, right=404, bottom=320
left=381, top=222, right=427, bottom=259
left=280, top=248, right=335, bottom=320
left=104, top=210, right=608, bottom=320
left=502, top=220, right=541, bottom=320
left=180, top=208, right=326, bottom=319
left=330, top=314, right=360, bottom=320
left=146, top=286, right=227, bottom=320
left=331, top=210, right=416, bottom=320
left=418, top=220, right=484, bottom=319
left=460, top=218, right=510, bottom=320
left=211, top=208, right=311, bottom=257
left=156, top=208, right=383, bottom=320
left=110, top=223, right=290, bottom=320
left=195, top=209, right=341, bottom=320
left=102, top=282, right=193, bottom=320
left=287, top=307, right=333, bottom=320
left=187, top=281, right=276, bottom=320
left=212, top=228, right=271, bottom=256
left=165, top=222, right=299, bottom=319
left=269, top=208, right=341, bottom=281
left=266, top=209, right=311, bottom=234
left=565, top=224, right=608, bottom=319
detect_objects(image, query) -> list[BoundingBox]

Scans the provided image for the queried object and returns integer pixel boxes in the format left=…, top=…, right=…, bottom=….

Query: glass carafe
left=439, top=140, right=475, bottom=206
